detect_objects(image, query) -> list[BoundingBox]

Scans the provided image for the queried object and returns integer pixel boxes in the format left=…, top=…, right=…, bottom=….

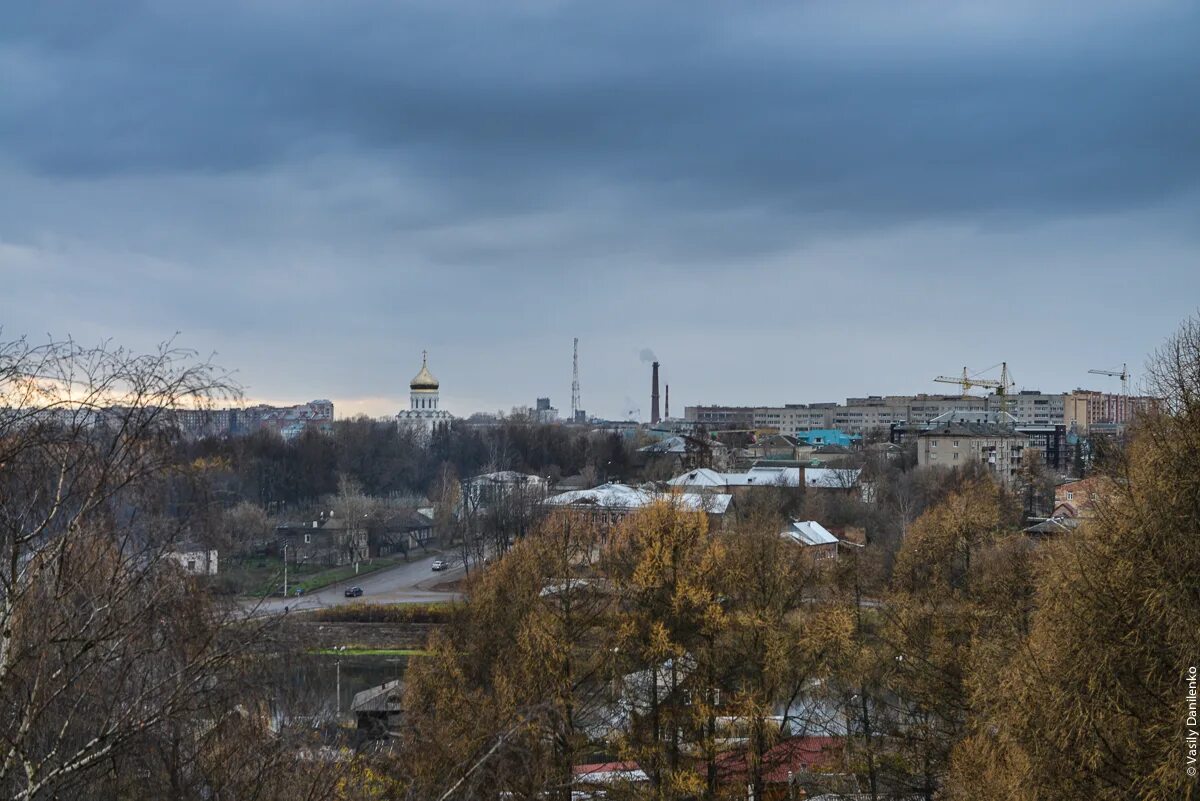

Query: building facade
left=173, top=399, right=334, bottom=440
left=277, top=516, right=369, bottom=566
left=917, top=423, right=1029, bottom=486
left=686, top=387, right=1141, bottom=438
left=1064, top=390, right=1157, bottom=434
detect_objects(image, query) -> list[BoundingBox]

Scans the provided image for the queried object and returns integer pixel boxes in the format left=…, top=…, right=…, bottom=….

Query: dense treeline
left=187, top=417, right=637, bottom=511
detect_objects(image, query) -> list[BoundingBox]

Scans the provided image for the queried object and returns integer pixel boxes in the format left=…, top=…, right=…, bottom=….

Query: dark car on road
left=344, top=586, right=364, bottom=598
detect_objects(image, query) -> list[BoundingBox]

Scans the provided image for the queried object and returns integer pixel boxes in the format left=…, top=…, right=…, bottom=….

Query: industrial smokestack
left=665, top=384, right=670, bottom=419
left=651, top=362, right=661, bottom=424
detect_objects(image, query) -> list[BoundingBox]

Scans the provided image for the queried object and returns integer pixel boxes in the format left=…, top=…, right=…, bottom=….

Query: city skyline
left=3, top=2, right=1199, bottom=418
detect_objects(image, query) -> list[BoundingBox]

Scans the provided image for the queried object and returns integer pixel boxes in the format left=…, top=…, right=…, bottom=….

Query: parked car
left=344, top=586, right=364, bottom=598
left=431, top=559, right=448, bottom=571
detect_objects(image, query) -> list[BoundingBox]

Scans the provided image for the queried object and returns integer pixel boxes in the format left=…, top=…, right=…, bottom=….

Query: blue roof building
left=796, top=429, right=860, bottom=448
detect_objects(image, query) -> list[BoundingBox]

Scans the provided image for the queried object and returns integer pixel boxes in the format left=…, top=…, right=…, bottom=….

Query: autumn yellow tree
left=879, top=477, right=1028, bottom=800
left=946, top=315, right=1200, bottom=801
left=604, top=500, right=727, bottom=800
left=718, top=513, right=853, bottom=801
left=399, top=510, right=610, bottom=801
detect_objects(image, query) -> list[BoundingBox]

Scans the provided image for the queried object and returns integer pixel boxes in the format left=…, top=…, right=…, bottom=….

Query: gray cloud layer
left=2, top=1, right=1198, bottom=416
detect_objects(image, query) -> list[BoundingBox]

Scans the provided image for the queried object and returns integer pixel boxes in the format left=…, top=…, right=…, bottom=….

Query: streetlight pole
left=334, top=645, right=347, bottom=717
left=281, top=542, right=289, bottom=597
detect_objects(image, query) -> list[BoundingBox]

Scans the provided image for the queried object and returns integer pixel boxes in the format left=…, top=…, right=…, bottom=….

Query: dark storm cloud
left=2, top=1, right=1199, bottom=416
left=4, top=1, right=1199, bottom=225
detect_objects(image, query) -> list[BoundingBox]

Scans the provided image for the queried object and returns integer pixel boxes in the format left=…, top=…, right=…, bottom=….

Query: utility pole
left=282, top=542, right=289, bottom=597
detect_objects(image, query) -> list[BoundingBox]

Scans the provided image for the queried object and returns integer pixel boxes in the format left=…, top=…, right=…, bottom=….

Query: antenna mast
left=571, top=337, right=581, bottom=422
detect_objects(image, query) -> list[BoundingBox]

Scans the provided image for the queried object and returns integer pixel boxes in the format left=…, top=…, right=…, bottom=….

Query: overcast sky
left=2, top=1, right=1198, bottom=419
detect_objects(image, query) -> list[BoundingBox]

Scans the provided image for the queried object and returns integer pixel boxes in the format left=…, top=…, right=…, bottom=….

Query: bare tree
left=0, top=336, right=341, bottom=800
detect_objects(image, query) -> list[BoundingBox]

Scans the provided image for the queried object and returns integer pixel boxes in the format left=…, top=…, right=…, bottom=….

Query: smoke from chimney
left=651, top=362, right=661, bottom=424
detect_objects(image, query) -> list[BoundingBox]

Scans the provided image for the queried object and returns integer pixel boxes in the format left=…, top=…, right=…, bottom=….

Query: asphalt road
left=240, top=549, right=467, bottom=617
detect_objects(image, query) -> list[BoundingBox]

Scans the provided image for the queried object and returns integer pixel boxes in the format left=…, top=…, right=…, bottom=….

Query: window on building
left=304, top=534, right=311, bottom=543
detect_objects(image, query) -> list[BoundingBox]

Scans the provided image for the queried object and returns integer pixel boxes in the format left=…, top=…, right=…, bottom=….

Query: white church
left=396, top=351, right=454, bottom=435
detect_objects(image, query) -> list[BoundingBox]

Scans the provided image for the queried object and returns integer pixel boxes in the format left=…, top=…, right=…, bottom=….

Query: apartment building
left=686, top=384, right=1161, bottom=438
left=1005, top=391, right=1065, bottom=425
left=174, top=399, right=334, bottom=440
left=1064, top=390, right=1157, bottom=434
left=917, top=423, right=1029, bottom=487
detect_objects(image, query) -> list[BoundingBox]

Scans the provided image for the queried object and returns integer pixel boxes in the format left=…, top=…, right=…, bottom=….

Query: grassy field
left=312, top=648, right=431, bottom=657
left=217, top=555, right=407, bottom=597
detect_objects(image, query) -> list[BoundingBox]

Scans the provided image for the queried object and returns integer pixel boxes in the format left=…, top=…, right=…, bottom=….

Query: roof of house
left=546, top=484, right=733, bottom=514
left=783, top=520, right=840, bottom=546
left=639, top=435, right=689, bottom=454
left=467, top=470, right=546, bottom=486
left=351, top=679, right=404, bottom=713
left=918, top=423, right=1026, bottom=439
left=666, top=467, right=729, bottom=488
left=381, top=509, right=433, bottom=531
left=640, top=435, right=727, bottom=455
left=804, top=468, right=862, bottom=489
left=758, top=433, right=801, bottom=447
left=668, top=466, right=801, bottom=489
left=714, top=736, right=844, bottom=784
left=572, top=761, right=648, bottom=785
left=1023, top=517, right=1081, bottom=536
left=730, top=466, right=801, bottom=487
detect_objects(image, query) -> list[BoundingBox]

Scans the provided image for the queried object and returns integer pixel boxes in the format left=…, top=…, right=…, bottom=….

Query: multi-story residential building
left=1018, top=424, right=1069, bottom=472
left=173, top=407, right=237, bottom=439
left=1064, top=390, right=1157, bottom=434
left=685, top=406, right=758, bottom=428
left=1004, top=391, right=1065, bottom=425
left=254, top=399, right=334, bottom=438
left=688, top=395, right=988, bottom=436
left=917, top=423, right=1029, bottom=486
left=688, top=387, right=1155, bottom=439
left=173, top=399, right=334, bottom=440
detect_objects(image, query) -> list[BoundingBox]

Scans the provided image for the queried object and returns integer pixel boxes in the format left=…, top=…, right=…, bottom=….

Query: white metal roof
left=803, top=468, right=861, bottom=488
left=783, top=520, right=840, bottom=546
left=666, top=468, right=728, bottom=488
left=546, top=484, right=732, bottom=514
left=667, top=466, right=801, bottom=488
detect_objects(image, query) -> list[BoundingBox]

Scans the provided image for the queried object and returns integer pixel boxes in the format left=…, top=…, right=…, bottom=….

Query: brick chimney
left=651, top=362, right=661, bottom=424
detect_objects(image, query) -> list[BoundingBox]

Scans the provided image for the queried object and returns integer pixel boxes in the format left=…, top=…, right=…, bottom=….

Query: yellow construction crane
left=934, top=363, right=1015, bottom=417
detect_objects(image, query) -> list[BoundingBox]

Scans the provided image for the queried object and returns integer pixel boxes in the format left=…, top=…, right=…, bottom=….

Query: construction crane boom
left=933, top=363, right=1016, bottom=417
left=1088, top=363, right=1129, bottom=399
left=933, top=365, right=1002, bottom=395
